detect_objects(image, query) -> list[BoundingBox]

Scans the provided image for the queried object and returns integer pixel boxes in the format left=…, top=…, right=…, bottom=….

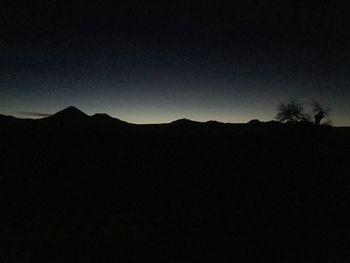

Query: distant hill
left=170, top=118, right=203, bottom=126
left=91, top=113, right=130, bottom=125
left=25, top=106, right=132, bottom=131
left=0, top=114, right=15, bottom=120
left=46, top=106, right=89, bottom=121
left=0, top=106, right=343, bottom=132
left=0, top=107, right=233, bottom=129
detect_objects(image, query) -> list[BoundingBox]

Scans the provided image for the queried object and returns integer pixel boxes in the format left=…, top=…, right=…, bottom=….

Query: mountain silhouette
left=171, top=118, right=202, bottom=126
left=46, top=106, right=89, bottom=121
left=91, top=113, right=131, bottom=127
left=91, top=113, right=114, bottom=120
left=91, top=113, right=126, bottom=123
left=0, top=113, right=31, bottom=127
left=0, top=114, right=13, bottom=120
left=28, top=106, right=134, bottom=132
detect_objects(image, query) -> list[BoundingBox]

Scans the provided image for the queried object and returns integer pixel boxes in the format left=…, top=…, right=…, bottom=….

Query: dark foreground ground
left=1, top=112, right=350, bottom=262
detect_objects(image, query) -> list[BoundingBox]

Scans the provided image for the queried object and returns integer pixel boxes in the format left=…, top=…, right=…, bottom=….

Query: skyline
left=0, top=100, right=343, bottom=126
left=1, top=1, right=350, bottom=126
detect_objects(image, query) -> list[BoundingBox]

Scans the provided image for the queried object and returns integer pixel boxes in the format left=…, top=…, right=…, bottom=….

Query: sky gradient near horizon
left=1, top=1, right=350, bottom=125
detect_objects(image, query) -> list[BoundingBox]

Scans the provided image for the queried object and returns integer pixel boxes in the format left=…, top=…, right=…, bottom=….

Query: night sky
left=1, top=1, right=350, bottom=125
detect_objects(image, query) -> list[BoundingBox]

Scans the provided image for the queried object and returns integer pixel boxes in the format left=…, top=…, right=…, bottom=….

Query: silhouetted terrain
left=1, top=107, right=350, bottom=262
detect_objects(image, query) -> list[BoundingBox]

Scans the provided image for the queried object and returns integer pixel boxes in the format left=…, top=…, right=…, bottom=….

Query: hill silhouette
left=171, top=118, right=202, bottom=125
left=47, top=106, right=89, bottom=121
left=92, top=113, right=114, bottom=120
left=91, top=113, right=130, bottom=126
left=0, top=114, right=16, bottom=123
left=0, top=107, right=314, bottom=129
left=0, top=106, right=349, bottom=262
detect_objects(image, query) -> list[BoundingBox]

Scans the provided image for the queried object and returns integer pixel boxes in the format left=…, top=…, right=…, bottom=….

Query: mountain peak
left=49, top=106, right=89, bottom=121
left=61, top=106, right=86, bottom=114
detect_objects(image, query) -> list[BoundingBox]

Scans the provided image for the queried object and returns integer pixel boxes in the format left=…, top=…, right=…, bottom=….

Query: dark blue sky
left=1, top=1, right=350, bottom=125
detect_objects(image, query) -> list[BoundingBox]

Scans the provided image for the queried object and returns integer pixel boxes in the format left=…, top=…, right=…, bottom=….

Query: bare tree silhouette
left=275, top=100, right=309, bottom=123
left=311, top=102, right=330, bottom=125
